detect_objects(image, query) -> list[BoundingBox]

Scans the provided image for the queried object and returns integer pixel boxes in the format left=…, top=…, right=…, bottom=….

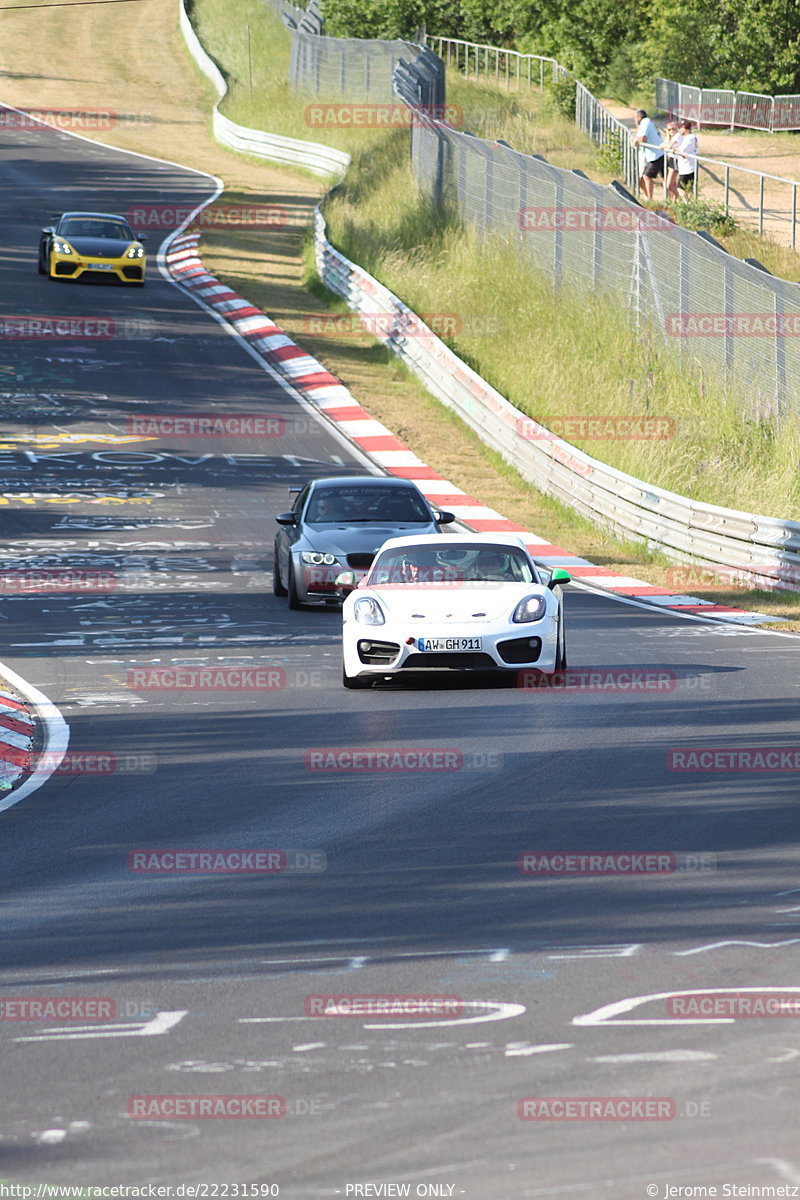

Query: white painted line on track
left=505, top=1042, right=572, bottom=1057
left=574, top=987, right=800, bottom=1027
left=592, top=1050, right=716, bottom=1062
left=14, top=1009, right=187, bottom=1043
left=240, top=1001, right=526, bottom=1030
left=674, top=938, right=800, bottom=955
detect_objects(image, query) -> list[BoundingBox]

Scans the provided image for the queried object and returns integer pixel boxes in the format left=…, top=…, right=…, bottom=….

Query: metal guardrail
left=314, top=206, right=800, bottom=586
left=178, top=0, right=349, bottom=178
left=180, top=0, right=800, bottom=588
left=656, top=77, right=800, bottom=133
left=425, top=35, right=564, bottom=92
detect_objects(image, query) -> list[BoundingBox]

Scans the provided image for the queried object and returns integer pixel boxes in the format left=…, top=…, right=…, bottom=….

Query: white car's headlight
left=53, top=239, right=73, bottom=255
left=126, top=245, right=145, bottom=258
left=301, top=552, right=340, bottom=566
left=512, top=595, right=547, bottom=623
left=354, top=596, right=385, bottom=625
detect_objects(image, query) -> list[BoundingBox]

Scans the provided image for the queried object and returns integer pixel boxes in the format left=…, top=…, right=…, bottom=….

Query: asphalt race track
left=1, top=120, right=800, bottom=1198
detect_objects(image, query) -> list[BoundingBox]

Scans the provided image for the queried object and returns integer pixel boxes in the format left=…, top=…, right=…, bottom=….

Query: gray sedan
left=272, top=476, right=455, bottom=609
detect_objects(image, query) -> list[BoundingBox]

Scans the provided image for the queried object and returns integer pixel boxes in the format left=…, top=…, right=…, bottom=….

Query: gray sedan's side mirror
left=275, top=512, right=298, bottom=526
left=435, top=510, right=456, bottom=524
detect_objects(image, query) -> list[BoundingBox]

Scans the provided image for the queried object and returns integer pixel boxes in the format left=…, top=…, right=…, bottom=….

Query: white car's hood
left=369, top=583, right=543, bottom=623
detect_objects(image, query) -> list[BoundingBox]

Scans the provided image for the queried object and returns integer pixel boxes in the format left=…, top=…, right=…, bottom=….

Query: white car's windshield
left=369, top=544, right=536, bottom=585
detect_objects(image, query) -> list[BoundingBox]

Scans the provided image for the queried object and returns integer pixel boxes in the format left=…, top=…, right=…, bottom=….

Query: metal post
left=792, top=184, right=797, bottom=252
left=724, top=163, right=730, bottom=212
left=758, top=173, right=765, bottom=234
left=505, top=53, right=509, bottom=89
left=495, top=49, right=499, bottom=85
left=539, top=59, right=543, bottom=90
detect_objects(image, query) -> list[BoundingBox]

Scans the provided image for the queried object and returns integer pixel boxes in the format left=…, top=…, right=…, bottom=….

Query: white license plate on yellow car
left=89, top=263, right=114, bottom=270
left=418, top=637, right=482, bottom=652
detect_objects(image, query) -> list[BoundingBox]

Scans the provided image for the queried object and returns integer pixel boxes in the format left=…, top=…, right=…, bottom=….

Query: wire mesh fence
left=267, top=0, right=441, bottom=107
left=407, top=106, right=800, bottom=418
left=271, top=7, right=800, bottom=418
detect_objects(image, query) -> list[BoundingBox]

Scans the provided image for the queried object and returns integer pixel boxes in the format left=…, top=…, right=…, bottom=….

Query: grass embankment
left=3, top=0, right=794, bottom=622
left=193, top=0, right=800, bottom=626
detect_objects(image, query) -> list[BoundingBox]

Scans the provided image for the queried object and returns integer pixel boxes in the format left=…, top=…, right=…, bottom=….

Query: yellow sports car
left=38, top=210, right=147, bottom=285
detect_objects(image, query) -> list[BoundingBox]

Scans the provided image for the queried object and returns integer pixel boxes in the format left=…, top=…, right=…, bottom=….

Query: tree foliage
left=319, top=0, right=800, bottom=95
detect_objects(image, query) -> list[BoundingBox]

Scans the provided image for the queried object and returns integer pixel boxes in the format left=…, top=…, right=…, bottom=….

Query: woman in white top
left=676, top=120, right=699, bottom=194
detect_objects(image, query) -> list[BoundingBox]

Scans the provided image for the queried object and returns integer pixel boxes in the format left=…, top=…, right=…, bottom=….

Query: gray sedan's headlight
left=512, top=595, right=547, bottom=623
left=53, top=239, right=73, bottom=254
left=354, top=597, right=385, bottom=626
left=301, top=552, right=340, bottom=566
left=126, top=245, right=145, bottom=258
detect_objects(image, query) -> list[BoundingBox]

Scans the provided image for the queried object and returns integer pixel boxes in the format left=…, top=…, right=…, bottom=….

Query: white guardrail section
left=178, top=0, right=350, bottom=178
left=314, top=208, right=800, bottom=586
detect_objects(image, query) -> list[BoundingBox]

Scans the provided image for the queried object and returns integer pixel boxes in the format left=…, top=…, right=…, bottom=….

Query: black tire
left=555, top=614, right=568, bottom=671
left=342, top=656, right=370, bottom=689
left=37, top=248, right=46, bottom=275
left=272, top=542, right=287, bottom=597
left=287, top=558, right=302, bottom=610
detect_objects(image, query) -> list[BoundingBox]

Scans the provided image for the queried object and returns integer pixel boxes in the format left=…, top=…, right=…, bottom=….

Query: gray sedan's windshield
left=305, top=487, right=431, bottom=524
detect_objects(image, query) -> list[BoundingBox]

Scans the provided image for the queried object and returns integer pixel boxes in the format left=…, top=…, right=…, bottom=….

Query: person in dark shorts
left=631, top=109, right=665, bottom=199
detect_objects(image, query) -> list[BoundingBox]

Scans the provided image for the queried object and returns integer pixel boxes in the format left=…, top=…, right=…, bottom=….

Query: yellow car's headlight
left=53, top=239, right=73, bottom=255
left=126, top=245, right=145, bottom=259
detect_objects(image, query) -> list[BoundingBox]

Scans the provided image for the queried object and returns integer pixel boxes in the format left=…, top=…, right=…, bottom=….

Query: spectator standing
left=676, top=119, right=699, bottom=195
left=631, top=108, right=664, bottom=200
left=662, top=120, right=681, bottom=200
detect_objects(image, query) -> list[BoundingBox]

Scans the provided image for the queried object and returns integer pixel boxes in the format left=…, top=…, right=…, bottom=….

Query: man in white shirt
left=631, top=108, right=664, bottom=200
left=676, top=120, right=699, bottom=193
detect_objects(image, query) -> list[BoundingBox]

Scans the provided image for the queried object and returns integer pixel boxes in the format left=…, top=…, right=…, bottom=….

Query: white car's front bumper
left=342, top=615, right=559, bottom=679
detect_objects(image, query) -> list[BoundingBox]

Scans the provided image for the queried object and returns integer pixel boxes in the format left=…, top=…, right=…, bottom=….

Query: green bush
left=666, top=196, right=737, bottom=235
left=545, top=74, right=576, bottom=121
left=595, top=129, right=623, bottom=173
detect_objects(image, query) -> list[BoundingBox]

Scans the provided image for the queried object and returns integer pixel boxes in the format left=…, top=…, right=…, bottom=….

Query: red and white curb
left=0, top=691, right=35, bottom=793
left=165, top=231, right=778, bottom=627
left=0, top=668, right=69, bottom=811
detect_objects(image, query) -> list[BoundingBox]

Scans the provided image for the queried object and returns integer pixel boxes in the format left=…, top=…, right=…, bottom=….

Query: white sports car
left=338, top=533, right=570, bottom=688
